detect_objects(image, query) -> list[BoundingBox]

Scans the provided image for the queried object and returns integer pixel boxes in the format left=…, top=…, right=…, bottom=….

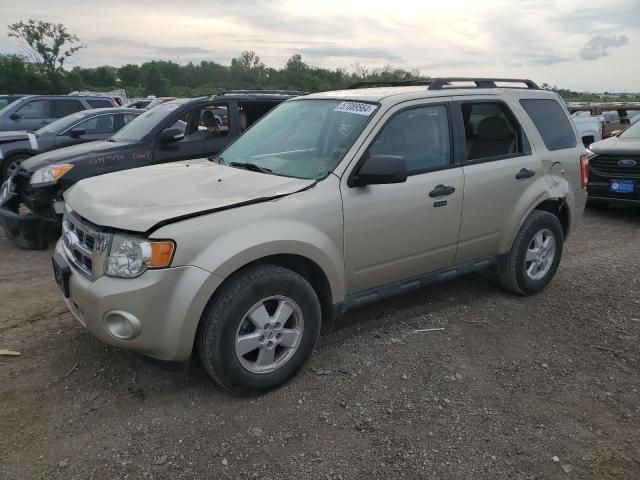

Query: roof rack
left=348, top=80, right=432, bottom=89
left=427, top=78, right=539, bottom=90
left=211, top=89, right=306, bottom=99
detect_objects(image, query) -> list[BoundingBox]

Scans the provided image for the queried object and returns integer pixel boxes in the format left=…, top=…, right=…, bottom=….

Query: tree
left=7, top=19, right=85, bottom=76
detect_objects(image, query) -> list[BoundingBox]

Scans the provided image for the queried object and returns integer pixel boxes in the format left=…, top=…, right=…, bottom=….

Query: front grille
left=62, top=211, right=111, bottom=279
left=589, top=155, right=640, bottom=178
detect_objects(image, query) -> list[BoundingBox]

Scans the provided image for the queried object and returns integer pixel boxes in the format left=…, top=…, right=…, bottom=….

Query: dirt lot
left=1, top=207, right=639, bottom=480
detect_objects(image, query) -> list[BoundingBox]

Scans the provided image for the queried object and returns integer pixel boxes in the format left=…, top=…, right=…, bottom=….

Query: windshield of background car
left=220, top=99, right=378, bottom=179
left=36, top=112, right=88, bottom=135
left=619, top=120, right=640, bottom=140
left=111, top=102, right=181, bottom=142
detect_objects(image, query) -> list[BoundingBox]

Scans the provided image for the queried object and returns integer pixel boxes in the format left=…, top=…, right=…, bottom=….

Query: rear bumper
left=0, top=192, right=57, bottom=249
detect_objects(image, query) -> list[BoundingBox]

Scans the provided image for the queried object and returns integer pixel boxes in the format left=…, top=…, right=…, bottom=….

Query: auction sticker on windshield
left=334, top=102, right=377, bottom=116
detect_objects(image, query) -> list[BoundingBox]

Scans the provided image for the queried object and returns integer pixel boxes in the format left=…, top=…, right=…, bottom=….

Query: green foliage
left=7, top=19, right=85, bottom=76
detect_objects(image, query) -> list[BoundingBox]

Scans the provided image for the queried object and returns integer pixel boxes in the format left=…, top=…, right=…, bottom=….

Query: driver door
left=341, top=99, right=464, bottom=294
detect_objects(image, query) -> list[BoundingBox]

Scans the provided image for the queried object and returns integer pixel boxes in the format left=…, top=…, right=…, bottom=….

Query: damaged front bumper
left=0, top=177, right=59, bottom=249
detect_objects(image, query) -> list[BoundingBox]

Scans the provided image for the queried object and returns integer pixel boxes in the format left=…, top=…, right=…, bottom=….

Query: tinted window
left=181, top=104, right=230, bottom=140
left=0, top=99, right=8, bottom=109
left=520, top=99, right=577, bottom=151
left=370, top=105, right=451, bottom=174
left=88, top=99, right=114, bottom=109
left=16, top=100, right=51, bottom=119
left=461, top=101, right=530, bottom=161
left=54, top=100, right=84, bottom=118
left=75, top=114, right=116, bottom=134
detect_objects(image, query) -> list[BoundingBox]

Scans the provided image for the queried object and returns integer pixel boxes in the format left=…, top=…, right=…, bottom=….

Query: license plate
left=610, top=180, right=634, bottom=193
left=52, top=252, right=71, bottom=298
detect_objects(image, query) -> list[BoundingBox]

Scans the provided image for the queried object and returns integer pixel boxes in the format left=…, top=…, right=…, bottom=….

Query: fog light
left=103, top=310, right=142, bottom=340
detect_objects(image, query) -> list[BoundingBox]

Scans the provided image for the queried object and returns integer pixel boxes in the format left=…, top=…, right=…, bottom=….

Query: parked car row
left=0, top=79, right=636, bottom=395
left=2, top=78, right=592, bottom=394
left=0, top=90, right=302, bottom=248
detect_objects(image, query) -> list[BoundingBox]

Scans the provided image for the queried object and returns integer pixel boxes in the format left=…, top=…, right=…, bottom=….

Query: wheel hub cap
left=525, top=228, right=556, bottom=281
left=235, top=296, right=304, bottom=374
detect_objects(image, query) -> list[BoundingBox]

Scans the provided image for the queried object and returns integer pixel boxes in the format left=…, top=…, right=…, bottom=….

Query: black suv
left=0, top=90, right=303, bottom=248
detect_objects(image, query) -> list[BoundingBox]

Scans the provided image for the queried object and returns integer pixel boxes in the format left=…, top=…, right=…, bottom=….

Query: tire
left=1, top=153, right=31, bottom=181
left=498, top=210, right=564, bottom=295
left=197, top=264, right=321, bottom=395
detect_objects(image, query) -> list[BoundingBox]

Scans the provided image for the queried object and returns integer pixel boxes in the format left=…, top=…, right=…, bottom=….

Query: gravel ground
left=1, top=206, right=639, bottom=480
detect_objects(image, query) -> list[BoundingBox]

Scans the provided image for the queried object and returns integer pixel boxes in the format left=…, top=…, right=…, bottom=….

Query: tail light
left=580, top=153, right=589, bottom=188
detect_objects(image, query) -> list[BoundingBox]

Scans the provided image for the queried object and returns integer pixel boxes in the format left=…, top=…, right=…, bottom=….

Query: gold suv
left=52, top=78, right=588, bottom=393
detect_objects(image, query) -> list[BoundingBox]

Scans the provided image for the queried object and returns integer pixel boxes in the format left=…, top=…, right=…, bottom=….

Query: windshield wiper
left=228, top=161, right=273, bottom=174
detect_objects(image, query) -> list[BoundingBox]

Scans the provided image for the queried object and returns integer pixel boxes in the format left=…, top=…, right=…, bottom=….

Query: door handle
left=429, top=184, right=456, bottom=197
left=40, top=121, right=49, bottom=125
left=516, top=168, right=535, bottom=180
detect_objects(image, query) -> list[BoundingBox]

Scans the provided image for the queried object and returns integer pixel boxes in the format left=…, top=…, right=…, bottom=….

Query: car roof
left=72, top=107, right=142, bottom=116
left=15, top=95, right=116, bottom=102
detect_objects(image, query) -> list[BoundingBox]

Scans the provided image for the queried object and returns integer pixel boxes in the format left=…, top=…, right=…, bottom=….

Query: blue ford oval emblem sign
left=618, top=159, right=637, bottom=167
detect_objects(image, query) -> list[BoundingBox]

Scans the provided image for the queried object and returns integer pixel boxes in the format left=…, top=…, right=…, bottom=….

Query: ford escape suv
left=52, top=78, right=587, bottom=394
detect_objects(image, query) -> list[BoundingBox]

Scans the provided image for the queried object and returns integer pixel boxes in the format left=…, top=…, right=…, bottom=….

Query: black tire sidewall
left=514, top=212, right=563, bottom=294
left=199, top=266, right=321, bottom=394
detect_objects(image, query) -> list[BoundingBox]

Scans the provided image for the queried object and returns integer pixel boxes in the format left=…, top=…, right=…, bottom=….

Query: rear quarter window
left=520, top=99, right=577, bottom=151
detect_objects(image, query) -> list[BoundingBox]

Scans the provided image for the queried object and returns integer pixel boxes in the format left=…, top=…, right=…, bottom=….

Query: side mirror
left=608, top=130, right=622, bottom=137
left=159, top=127, right=184, bottom=145
left=9, top=113, right=20, bottom=121
left=350, top=154, right=407, bottom=187
left=68, top=128, right=85, bottom=138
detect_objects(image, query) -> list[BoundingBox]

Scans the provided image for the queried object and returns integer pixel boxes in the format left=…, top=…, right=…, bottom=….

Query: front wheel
left=2, top=153, right=31, bottom=181
left=498, top=210, right=564, bottom=295
left=197, top=264, right=321, bottom=394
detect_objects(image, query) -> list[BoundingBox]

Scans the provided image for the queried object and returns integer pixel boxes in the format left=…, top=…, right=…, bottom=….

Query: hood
left=21, top=139, right=130, bottom=172
left=65, top=159, right=316, bottom=233
left=590, top=136, right=640, bottom=156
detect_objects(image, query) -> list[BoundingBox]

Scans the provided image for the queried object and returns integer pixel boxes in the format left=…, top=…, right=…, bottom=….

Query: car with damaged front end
left=51, top=78, right=587, bottom=395
left=0, top=91, right=301, bottom=249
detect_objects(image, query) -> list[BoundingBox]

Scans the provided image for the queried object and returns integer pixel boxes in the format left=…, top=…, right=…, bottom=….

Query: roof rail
left=348, top=80, right=432, bottom=89
left=427, top=78, right=539, bottom=90
left=211, top=89, right=306, bottom=99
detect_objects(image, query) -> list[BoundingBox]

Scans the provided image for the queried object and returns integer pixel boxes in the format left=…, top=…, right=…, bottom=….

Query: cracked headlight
left=105, top=234, right=175, bottom=278
left=30, top=164, right=73, bottom=187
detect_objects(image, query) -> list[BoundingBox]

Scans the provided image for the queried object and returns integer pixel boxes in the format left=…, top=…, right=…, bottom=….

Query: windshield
left=220, top=99, right=378, bottom=179
left=619, top=120, right=640, bottom=140
left=36, top=112, right=87, bottom=135
left=111, top=102, right=181, bottom=142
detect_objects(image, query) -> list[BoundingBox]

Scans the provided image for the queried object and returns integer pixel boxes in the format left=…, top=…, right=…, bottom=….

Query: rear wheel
left=197, top=264, right=321, bottom=394
left=498, top=210, right=563, bottom=295
left=1, top=153, right=30, bottom=180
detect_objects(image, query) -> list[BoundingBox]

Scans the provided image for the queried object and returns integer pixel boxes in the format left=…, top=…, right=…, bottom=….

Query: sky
left=1, top=0, right=639, bottom=92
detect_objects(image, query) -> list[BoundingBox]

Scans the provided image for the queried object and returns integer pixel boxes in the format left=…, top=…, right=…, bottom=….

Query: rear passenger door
left=453, top=96, right=542, bottom=263
left=342, top=99, right=465, bottom=294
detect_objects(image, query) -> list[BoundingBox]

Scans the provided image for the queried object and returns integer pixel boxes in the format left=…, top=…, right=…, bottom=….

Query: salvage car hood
left=65, top=159, right=316, bottom=232
left=590, top=136, right=640, bottom=156
left=21, top=140, right=129, bottom=172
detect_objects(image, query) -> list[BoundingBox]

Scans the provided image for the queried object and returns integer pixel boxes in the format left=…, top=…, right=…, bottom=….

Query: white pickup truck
left=571, top=113, right=605, bottom=147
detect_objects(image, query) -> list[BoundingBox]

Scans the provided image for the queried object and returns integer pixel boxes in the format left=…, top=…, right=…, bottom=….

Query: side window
left=16, top=100, right=51, bottom=119
left=53, top=100, right=84, bottom=118
left=180, top=104, right=230, bottom=140
left=75, top=115, right=116, bottom=134
left=237, top=101, right=278, bottom=132
left=461, top=101, right=530, bottom=161
left=520, top=99, right=577, bottom=151
left=369, top=105, right=451, bottom=174
left=87, top=99, right=114, bottom=109
left=123, top=113, right=139, bottom=125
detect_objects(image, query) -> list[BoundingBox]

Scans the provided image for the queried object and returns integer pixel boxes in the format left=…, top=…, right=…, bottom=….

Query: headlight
left=105, top=234, right=175, bottom=278
left=30, top=164, right=74, bottom=187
